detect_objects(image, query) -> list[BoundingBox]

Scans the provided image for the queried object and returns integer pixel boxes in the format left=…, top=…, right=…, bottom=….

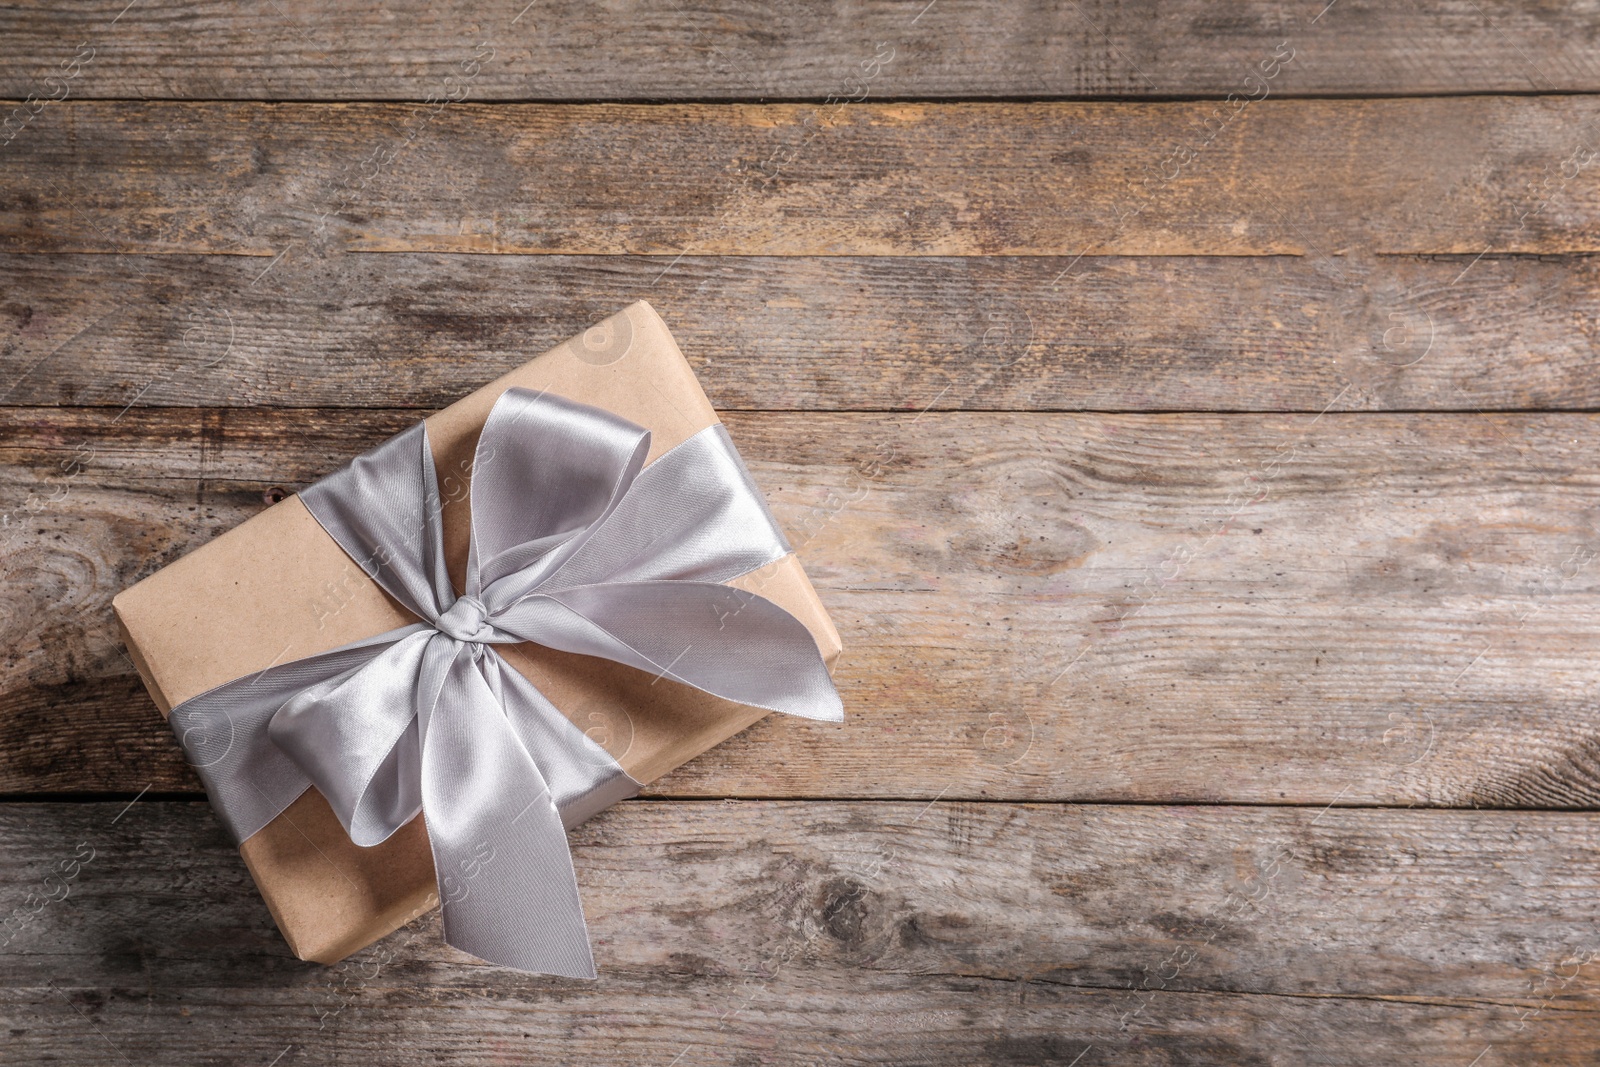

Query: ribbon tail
left=494, top=580, right=844, bottom=723
left=491, top=655, right=641, bottom=830
left=417, top=641, right=598, bottom=977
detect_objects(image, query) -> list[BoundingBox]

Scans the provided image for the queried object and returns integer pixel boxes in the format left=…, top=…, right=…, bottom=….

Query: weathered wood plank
left=4, top=251, right=1597, bottom=412
left=4, top=0, right=1600, bottom=101
left=6, top=408, right=1600, bottom=807
left=4, top=99, right=1600, bottom=255
left=2, top=802, right=1596, bottom=1065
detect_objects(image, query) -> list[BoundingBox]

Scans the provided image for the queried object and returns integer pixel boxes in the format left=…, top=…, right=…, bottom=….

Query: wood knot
left=820, top=877, right=870, bottom=945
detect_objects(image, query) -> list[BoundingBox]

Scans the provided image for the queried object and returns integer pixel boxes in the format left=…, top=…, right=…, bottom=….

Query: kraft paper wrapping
left=113, top=301, right=842, bottom=964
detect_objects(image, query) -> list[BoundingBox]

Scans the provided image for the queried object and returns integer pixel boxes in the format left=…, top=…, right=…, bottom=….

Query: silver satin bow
left=168, top=387, right=843, bottom=976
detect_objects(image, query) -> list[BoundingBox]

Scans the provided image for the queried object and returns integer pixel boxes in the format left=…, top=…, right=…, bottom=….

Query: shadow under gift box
left=112, top=301, right=842, bottom=965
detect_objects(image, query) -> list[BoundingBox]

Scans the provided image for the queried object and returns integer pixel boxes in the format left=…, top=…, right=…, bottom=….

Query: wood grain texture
left=5, top=99, right=1600, bottom=256
left=4, top=0, right=1600, bottom=101
left=3, top=801, right=1598, bottom=1065
left=4, top=251, right=1599, bottom=412
left=6, top=407, right=1600, bottom=807
left=4, top=4, right=1597, bottom=1060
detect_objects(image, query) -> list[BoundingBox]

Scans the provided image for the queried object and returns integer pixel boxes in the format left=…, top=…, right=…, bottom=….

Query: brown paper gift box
left=112, top=301, right=842, bottom=965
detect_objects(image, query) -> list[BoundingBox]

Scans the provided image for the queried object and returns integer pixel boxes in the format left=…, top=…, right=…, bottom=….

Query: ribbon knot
left=436, top=594, right=495, bottom=643
left=166, top=387, right=841, bottom=978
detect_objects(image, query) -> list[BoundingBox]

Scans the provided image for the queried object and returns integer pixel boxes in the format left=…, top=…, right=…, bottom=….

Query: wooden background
left=4, top=1, right=1600, bottom=1063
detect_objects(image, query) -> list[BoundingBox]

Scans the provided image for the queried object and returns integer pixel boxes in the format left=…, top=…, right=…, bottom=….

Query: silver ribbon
left=168, top=387, right=843, bottom=976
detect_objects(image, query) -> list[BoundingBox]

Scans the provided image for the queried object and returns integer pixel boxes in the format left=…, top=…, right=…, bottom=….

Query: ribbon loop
left=165, top=386, right=841, bottom=976
left=468, top=389, right=652, bottom=597
left=266, top=629, right=435, bottom=847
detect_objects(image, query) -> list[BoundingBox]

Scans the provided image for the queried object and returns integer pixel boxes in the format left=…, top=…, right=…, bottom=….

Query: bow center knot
left=436, top=594, right=494, bottom=643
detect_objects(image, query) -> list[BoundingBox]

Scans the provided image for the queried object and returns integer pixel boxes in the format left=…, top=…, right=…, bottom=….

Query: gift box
left=113, top=301, right=842, bottom=973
